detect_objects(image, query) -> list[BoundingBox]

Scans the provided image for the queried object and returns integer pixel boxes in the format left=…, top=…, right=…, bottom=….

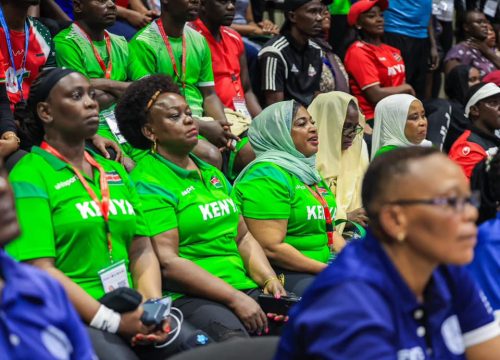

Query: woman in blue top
left=276, top=147, right=500, bottom=359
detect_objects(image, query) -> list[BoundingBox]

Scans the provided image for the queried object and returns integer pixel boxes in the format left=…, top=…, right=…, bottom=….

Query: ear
left=469, top=104, right=480, bottom=120
left=36, top=102, right=54, bottom=126
left=378, top=205, right=408, bottom=242
left=288, top=10, right=297, bottom=25
left=141, top=122, right=156, bottom=143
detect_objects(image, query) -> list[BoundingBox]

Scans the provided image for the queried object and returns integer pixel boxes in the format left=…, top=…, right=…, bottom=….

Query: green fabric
left=329, top=0, right=351, bottom=15
left=128, top=23, right=214, bottom=117
left=374, top=145, right=399, bottom=158
left=235, top=101, right=321, bottom=186
left=131, top=153, right=257, bottom=300
left=232, top=162, right=335, bottom=263
left=54, top=25, right=143, bottom=160
left=6, top=147, right=147, bottom=300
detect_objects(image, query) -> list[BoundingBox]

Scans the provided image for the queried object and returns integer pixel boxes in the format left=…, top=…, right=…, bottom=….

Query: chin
left=0, top=223, right=21, bottom=246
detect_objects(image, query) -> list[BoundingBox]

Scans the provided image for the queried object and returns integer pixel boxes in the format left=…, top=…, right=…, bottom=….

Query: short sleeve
left=344, top=45, right=381, bottom=90
left=444, top=44, right=470, bottom=64
left=259, top=53, right=285, bottom=92
left=44, top=34, right=57, bottom=70
left=134, top=180, right=179, bottom=236
left=276, top=281, right=397, bottom=359
left=449, top=267, right=500, bottom=347
left=54, top=36, right=87, bottom=74
left=197, top=38, right=215, bottom=87
left=448, top=141, right=487, bottom=179
left=128, top=38, right=158, bottom=80
left=233, top=165, right=292, bottom=219
left=7, top=164, right=56, bottom=260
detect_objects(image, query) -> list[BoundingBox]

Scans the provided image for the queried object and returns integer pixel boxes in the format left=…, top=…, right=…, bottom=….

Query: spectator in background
left=441, top=65, right=481, bottom=152
left=371, top=94, right=430, bottom=159
left=344, top=0, right=414, bottom=124
left=326, top=0, right=353, bottom=60
left=275, top=147, right=500, bottom=360
left=259, top=0, right=329, bottom=107
left=308, top=92, right=369, bottom=236
left=445, top=10, right=500, bottom=77
left=486, top=22, right=500, bottom=57
left=231, top=0, right=278, bottom=39
left=316, top=4, right=349, bottom=94
left=0, top=156, right=96, bottom=359
left=449, top=83, right=500, bottom=181
left=383, top=0, right=439, bottom=99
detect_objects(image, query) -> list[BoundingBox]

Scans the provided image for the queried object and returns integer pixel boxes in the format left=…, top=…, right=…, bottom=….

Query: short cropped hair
left=115, top=75, right=180, bottom=150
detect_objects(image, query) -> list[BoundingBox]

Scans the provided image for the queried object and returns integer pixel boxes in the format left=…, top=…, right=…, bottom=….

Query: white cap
left=465, top=82, right=500, bottom=117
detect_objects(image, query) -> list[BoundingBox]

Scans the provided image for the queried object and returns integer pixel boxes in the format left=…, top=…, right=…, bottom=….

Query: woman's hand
left=118, top=307, right=155, bottom=339
left=262, top=277, right=286, bottom=299
left=228, top=291, right=267, bottom=335
left=90, top=134, right=124, bottom=163
left=347, top=208, right=369, bottom=227
left=131, top=319, right=171, bottom=347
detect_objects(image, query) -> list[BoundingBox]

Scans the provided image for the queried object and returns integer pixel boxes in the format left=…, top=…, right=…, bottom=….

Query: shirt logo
left=397, top=346, right=425, bottom=360
left=41, top=325, right=73, bottom=360
left=392, top=53, right=402, bottom=62
left=210, top=176, right=223, bottom=189
left=182, top=185, right=195, bottom=196
left=317, top=187, right=329, bottom=196
left=295, top=185, right=306, bottom=190
left=441, top=315, right=465, bottom=355
left=462, top=146, right=471, bottom=156
left=198, top=199, right=238, bottom=221
left=55, top=175, right=78, bottom=190
left=291, top=64, right=299, bottom=73
left=105, top=171, right=123, bottom=185
left=387, top=64, right=405, bottom=76
left=75, top=199, right=135, bottom=219
left=306, top=205, right=335, bottom=220
left=378, top=57, right=387, bottom=61
left=308, top=64, right=317, bottom=77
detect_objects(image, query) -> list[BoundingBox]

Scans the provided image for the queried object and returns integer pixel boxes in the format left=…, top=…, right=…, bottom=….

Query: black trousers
left=272, top=267, right=316, bottom=298
left=384, top=32, right=430, bottom=99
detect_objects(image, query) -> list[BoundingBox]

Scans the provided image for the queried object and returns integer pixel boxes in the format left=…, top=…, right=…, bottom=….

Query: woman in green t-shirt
left=371, top=94, right=431, bottom=159
left=115, top=75, right=286, bottom=341
left=232, top=100, right=346, bottom=297
left=7, top=69, right=171, bottom=359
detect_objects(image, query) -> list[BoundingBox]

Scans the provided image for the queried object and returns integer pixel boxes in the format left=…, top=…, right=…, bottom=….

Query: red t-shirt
left=344, top=41, right=406, bottom=120
left=449, top=130, right=489, bottom=179
left=0, top=17, right=55, bottom=110
left=115, top=0, right=129, bottom=7
left=190, top=19, right=244, bottom=110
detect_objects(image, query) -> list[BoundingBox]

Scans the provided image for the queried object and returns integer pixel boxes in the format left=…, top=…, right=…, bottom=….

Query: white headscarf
left=371, top=94, right=432, bottom=160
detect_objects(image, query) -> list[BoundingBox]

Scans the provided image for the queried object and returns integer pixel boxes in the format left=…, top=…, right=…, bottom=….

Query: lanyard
left=0, top=5, right=29, bottom=100
left=306, top=185, right=334, bottom=248
left=41, top=141, right=114, bottom=263
left=74, top=23, right=113, bottom=79
left=157, top=19, right=186, bottom=91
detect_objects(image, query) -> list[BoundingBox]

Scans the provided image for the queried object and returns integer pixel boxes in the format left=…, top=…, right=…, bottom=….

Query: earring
left=396, top=233, right=405, bottom=243
left=151, top=139, right=157, bottom=154
left=356, top=26, right=362, bottom=30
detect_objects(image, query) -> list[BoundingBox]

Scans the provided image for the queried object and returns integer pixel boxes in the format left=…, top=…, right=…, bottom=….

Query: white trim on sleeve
left=463, top=320, right=500, bottom=348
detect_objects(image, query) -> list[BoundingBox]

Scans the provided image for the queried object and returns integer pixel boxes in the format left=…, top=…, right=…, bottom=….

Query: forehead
left=361, top=5, right=381, bottom=15
left=296, top=0, right=322, bottom=12
left=467, top=12, right=486, bottom=23
left=153, top=92, right=186, bottom=109
left=408, top=100, right=424, bottom=112
left=481, top=93, right=500, bottom=102
left=51, top=72, right=90, bottom=92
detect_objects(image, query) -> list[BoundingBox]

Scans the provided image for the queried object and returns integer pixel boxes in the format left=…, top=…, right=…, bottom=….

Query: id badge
left=102, top=108, right=127, bottom=144
left=484, top=0, right=498, bottom=17
left=98, top=259, right=130, bottom=293
left=233, top=96, right=251, bottom=118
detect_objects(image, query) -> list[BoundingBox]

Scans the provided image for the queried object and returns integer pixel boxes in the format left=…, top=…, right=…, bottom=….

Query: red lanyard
left=41, top=141, right=114, bottom=262
left=74, top=23, right=113, bottom=79
left=157, top=19, right=186, bottom=90
left=306, top=185, right=334, bottom=247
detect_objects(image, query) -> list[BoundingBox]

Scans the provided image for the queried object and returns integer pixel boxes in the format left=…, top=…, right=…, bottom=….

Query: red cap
left=483, top=70, right=500, bottom=87
left=347, top=0, right=389, bottom=27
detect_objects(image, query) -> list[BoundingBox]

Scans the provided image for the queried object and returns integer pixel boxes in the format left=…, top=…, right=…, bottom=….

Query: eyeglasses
left=387, top=192, right=481, bottom=213
left=342, top=124, right=364, bottom=136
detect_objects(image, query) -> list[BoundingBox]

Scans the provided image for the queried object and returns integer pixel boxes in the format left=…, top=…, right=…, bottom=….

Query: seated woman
left=371, top=94, right=430, bottom=159
left=344, top=0, right=414, bottom=124
left=232, top=101, right=346, bottom=297
left=308, top=92, right=369, bottom=236
left=275, top=146, right=500, bottom=359
left=6, top=68, right=171, bottom=360
left=115, top=75, right=286, bottom=342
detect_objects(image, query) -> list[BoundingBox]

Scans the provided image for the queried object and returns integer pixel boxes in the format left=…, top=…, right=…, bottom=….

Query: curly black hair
left=115, top=74, right=181, bottom=150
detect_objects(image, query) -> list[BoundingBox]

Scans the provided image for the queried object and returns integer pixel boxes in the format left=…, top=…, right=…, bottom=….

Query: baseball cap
left=284, top=0, right=333, bottom=13
left=347, top=0, right=388, bottom=27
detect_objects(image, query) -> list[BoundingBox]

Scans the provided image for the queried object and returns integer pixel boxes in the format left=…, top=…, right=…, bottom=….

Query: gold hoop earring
left=396, top=233, right=405, bottom=243
left=151, top=139, right=157, bottom=154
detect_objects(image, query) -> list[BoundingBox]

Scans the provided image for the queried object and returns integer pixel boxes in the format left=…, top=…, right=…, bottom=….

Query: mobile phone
left=258, top=294, right=301, bottom=315
left=141, top=297, right=172, bottom=326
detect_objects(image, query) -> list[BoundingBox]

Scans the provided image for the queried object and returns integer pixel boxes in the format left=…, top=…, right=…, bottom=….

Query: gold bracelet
left=263, top=274, right=285, bottom=288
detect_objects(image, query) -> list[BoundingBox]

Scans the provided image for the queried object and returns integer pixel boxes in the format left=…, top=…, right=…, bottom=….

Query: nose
left=227, top=1, right=235, bottom=10
left=106, top=0, right=116, bottom=8
left=84, top=94, right=98, bottom=109
left=183, top=112, right=194, bottom=125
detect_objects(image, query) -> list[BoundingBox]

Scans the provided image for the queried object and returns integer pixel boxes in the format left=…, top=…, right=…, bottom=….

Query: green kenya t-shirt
left=128, top=22, right=214, bottom=116
left=232, top=162, right=336, bottom=263
left=6, top=147, right=147, bottom=300
left=131, top=153, right=257, bottom=299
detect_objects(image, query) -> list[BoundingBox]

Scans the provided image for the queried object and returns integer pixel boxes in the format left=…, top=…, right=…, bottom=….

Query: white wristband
left=90, top=305, right=121, bottom=334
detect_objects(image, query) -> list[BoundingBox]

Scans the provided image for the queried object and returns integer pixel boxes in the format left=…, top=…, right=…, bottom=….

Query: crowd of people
left=1, top=0, right=500, bottom=358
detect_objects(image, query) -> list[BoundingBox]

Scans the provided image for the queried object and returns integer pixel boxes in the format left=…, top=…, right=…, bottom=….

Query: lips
left=308, top=136, right=319, bottom=146
left=186, top=127, right=198, bottom=137
left=85, top=114, right=99, bottom=126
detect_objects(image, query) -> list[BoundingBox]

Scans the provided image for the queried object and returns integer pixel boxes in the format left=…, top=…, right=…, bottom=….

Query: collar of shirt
left=284, top=32, right=313, bottom=53
left=0, top=250, right=47, bottom=306
left=469, top=124, right=500, bottom=146
left=30, top=146, right=101, bottom=172
left=152, top=152, right=211, bottom=179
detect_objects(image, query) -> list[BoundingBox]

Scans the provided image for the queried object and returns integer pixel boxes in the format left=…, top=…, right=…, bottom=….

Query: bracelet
left=90, top=305, right=121, bottom=334
left=263, top=274, right=285, bottom=288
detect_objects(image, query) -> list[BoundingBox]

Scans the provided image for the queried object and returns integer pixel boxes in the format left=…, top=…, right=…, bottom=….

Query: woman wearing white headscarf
left=232, top=100, right=345, bottom=297
left=308, top=92, right=369, bottom=236
left=371, top=94, right=431, bottom=160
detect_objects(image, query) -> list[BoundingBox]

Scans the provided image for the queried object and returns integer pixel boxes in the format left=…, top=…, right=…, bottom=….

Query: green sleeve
left=198, top=38, right=214, bottom=86
left=233, top=165, right=292, bottom=219
left=6, top=183, right=56, bottom=261
left=134, top=181, right=178, bottom=236
left=54, top=36, right=87, bottom=74
left=128, top=38, right=157, bottom=80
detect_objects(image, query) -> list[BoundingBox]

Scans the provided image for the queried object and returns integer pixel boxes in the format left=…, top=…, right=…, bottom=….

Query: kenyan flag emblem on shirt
left=105, top=171, right=123, bottom=185
left=210, top=176, right=223, bottom=189
left=317, top=187, right=329, bottom=196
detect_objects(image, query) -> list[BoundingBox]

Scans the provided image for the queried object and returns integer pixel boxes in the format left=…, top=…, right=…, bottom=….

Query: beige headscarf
left=308, top=92, right=369, bottom=234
